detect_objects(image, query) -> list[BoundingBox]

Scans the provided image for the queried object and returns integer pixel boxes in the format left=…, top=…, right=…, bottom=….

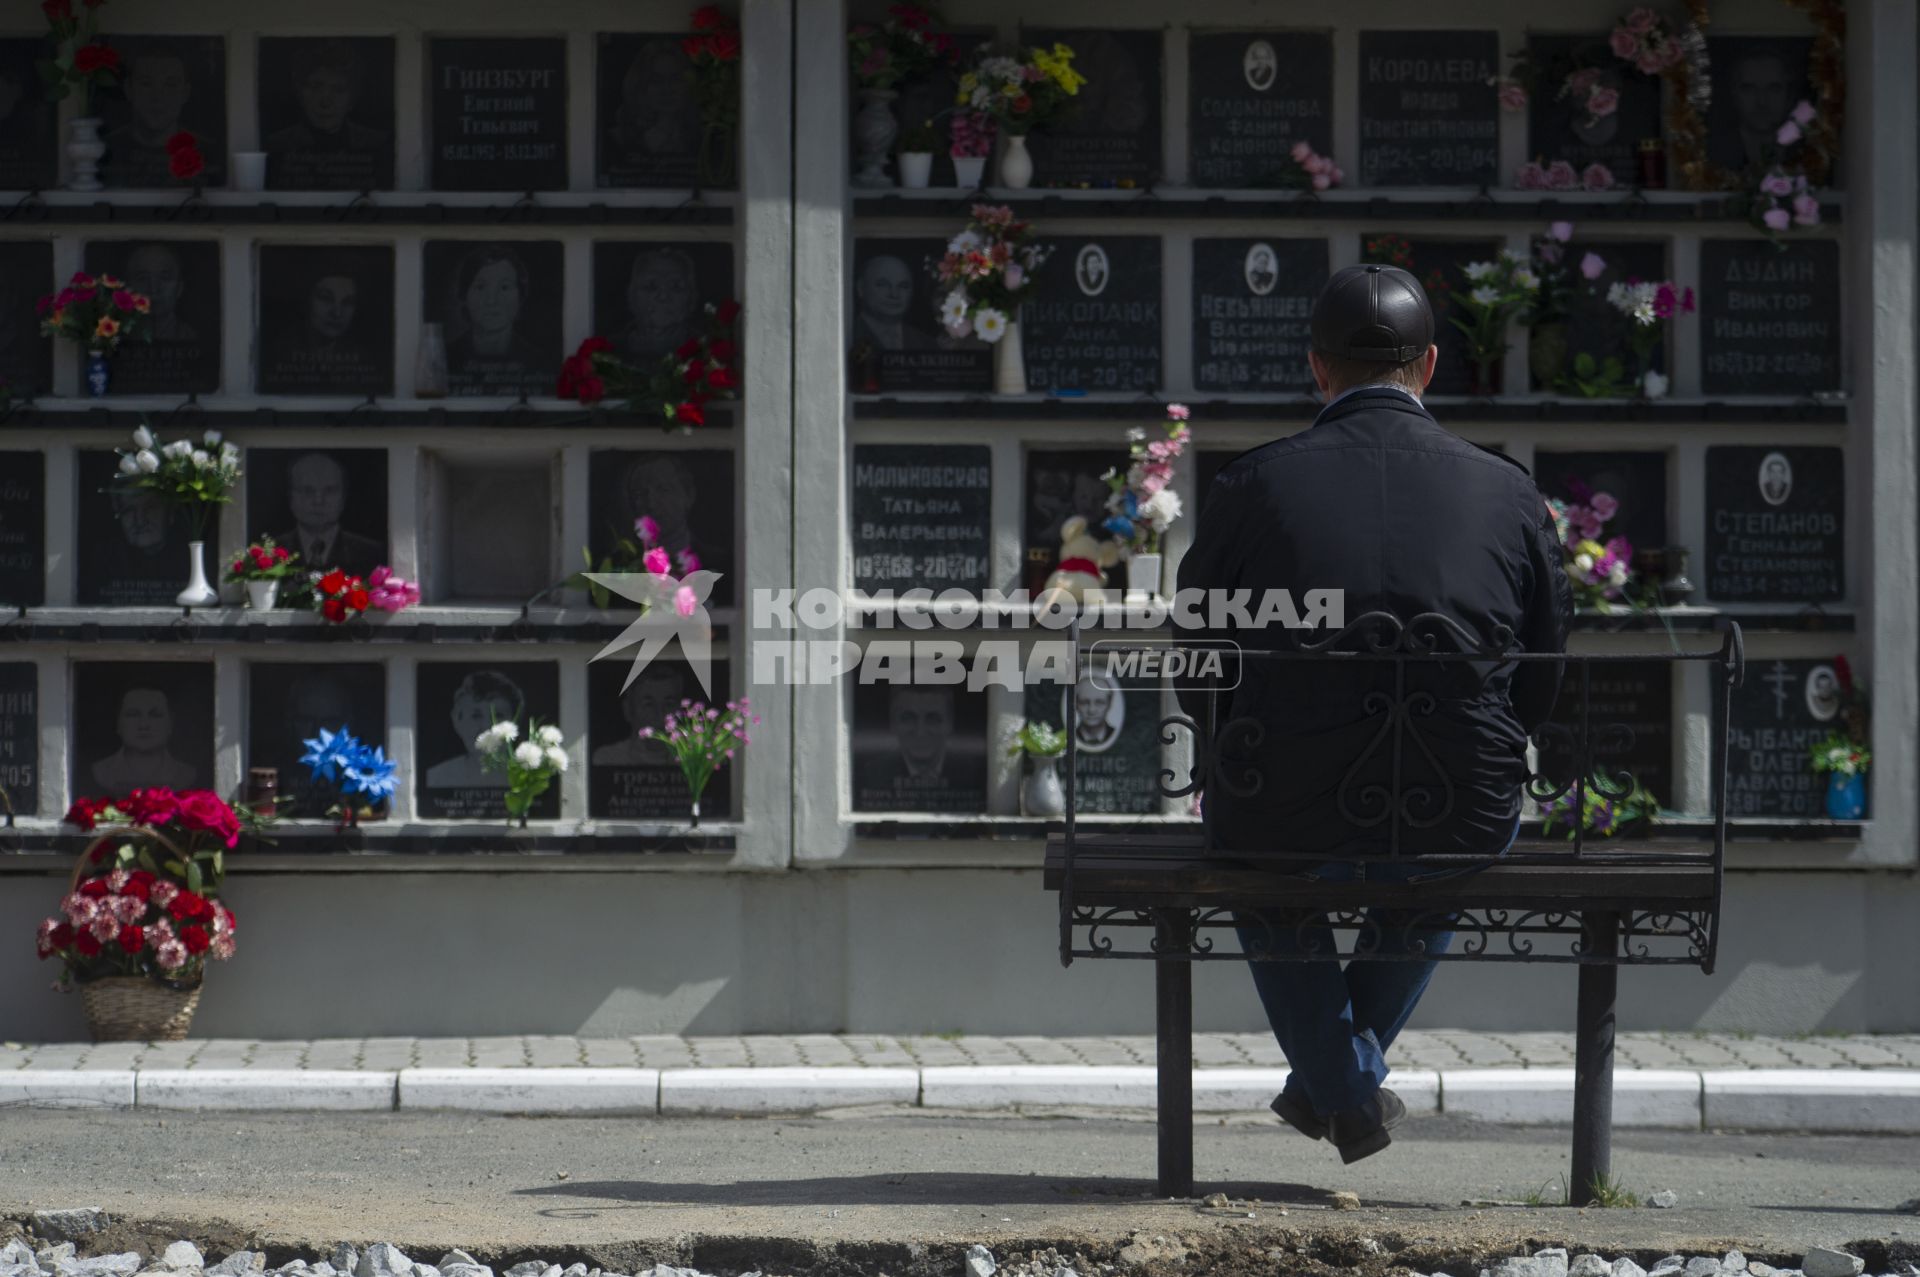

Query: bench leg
left=1154, top=907, right=1194, bottom=1199
left=1571, top=909, right=1620, bottom=1206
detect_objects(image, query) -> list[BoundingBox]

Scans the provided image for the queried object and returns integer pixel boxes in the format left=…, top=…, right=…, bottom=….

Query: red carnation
left=63, top=796, right=103, bottom=830
left=168, top=890, right=206, bottom=922
left=74, top=931, right=102, bottom=958
left=319, top=569, right=348, bottom=596
left=579, top=335, right=613, bottom=358
left=710, top=31, right=741, bottom=60
left=692, top=4, right=728, bottom=30
left=79, top=877, right=110, bottom=899
left=165, top=131, right=196, bottom=156
left=346, top=587, right=370, bottom=611
left=168, top=148, right=205, bottom=181
left=716, top=299, right=742, bottom=325
left=181, top=924, right=211, bottom=955
left=251, top=547, right=272, bottom=569
left=707, top=365, right=735, bottom=391
left=50, top=922, right=74, bottom=949
left=73, top=43, right=119, bottom=75
left=121, top=876, right=152, bottom=901
left=123, top=788, right=180, bottom=826
left=683, top=362, right=705, bottom=386
left=117, top=925, right=145, bottom=954
left=576, top=375, right=606, bottom=404
left=708, top=338, right=737, bottom=363
left=675, top=401, right=706, bottom=426
left=274, top=545, right=290, bottom=561
left=178, top=790, right=242, bottom=849
left=675, top=337, right=703, bottom=360
left=322, top=597, right=347, bottom=623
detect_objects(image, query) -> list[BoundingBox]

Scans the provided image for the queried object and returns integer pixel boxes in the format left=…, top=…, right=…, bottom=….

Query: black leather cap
left=1310, top=264, right=1434, bottom=363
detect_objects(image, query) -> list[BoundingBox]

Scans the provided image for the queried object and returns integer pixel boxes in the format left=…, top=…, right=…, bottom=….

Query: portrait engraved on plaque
left=245, top=449, right=389, bottom=581
left=83, top=240, right=222, bottom=395
left=259, top=37, right=397, bottom=191
left=97, top=36, right=227, bottom=188
left=257, top=245, right=395, bottom=396
left=592, top=241, right=736, bottom=368
left=73, top=662, right=216, bottom=794
left=423, top=240, right=563, bottom=398
left=416, top=661, right=561, bottom=819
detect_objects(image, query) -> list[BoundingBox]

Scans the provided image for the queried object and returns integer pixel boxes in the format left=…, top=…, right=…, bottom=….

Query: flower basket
left=80, top=973, right=202, bottom=1042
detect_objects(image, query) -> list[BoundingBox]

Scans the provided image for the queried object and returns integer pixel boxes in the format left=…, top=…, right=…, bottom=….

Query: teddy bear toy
left=1034, top=516, right=1121, bottom=610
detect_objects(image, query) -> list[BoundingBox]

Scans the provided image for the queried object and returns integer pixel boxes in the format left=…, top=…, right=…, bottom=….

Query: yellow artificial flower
left=1034, top=43, right=1085, bottom=94
left=1576, top=538, right=1606, bottom=558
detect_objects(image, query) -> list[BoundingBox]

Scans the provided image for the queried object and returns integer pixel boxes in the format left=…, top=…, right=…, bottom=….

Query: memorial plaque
left=1539, top=659, right=1673, bottom=807
left=588, top=659, right=733, bottom=820
left=0, top=242, right=52, bottom=398
left=256, top=244, right=395, bottom=396
left=0, top=39, right=58, bottom=190
left=247, top=662, right=386, bottom=818
left=1699, top=239, right=1840, bottom=396
left=1024, top=667, right=1161, bottom=814
left=75, top=450, right=217, bottom=607
left=1728, top=656, right=1853, bottom=817
left=1705, top=445, right=1843, bottom=603
left=1188, top=31, right=1333, bottom=189
left=1025, top=448, right=1120, bottom=593
left=851, top=675, right=988, bottom=813
left=430, top=36, right=568, bottom=191
left=72, top=661, right=216, bottom=795
left=1538, top=238, right=1667, bottom=392
left=1373, top=238, right=1498, bottom=395
left=852, top=445, right=991, bottom=596
left=1022, top=28, right=1162, bottom=187
left=0, top=451, right=45, bottom=607
left=849, top=237, right=989, bottom=395
left=84, top=240, right=222, bottom=395
left=1357, top=31, right=1498, bottom=186
left=587, top=448, right=736, bottom=607
left=0, top=662, right=36, bottom=817
left=1192, top=237, right=1326, bottom=393
left=592, top=240, right=735, bottom=368
left=1705, top=37, right=1813, bottom=177
left=1523, top=36, right=1661, bottom=187
left=259, top=37, right=397, bottom=191
left=443, top=456, right=554, bottom=602
left=96, top=36, right=228, bottom=188
left=423, top=240, right=564, bottom=398
left=1535, top=450, right=1669, bottom=555
left=245, top=449, right=389, bottom=580
left=416, top=661, right=562, bottom=819
left=1024, top=236, right=1161, bottom=393
left=596, top=32, right=720, bottom=189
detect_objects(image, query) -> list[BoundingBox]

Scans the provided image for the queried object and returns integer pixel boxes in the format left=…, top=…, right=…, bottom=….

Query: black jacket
left=1174, top=387, right=1573, bottom=857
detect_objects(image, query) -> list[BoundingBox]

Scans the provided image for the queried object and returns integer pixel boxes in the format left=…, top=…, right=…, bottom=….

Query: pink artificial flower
left=1566, top=68, right=1601, bottom=94
left=675, top=549, right=702, bottom=575
left=643, top=546, right=671, bottom=575
left=1634, top=47, right=1668, bottom=77
left=1581, top=162, right=1615, bottom=192
left=1588, top=492, right=1620, bottom=521
left=635, top=515, right=660, bottom=546
left=1290, top=140, right=1313, bottom=162
left=1776, top=120, right=1803, bottom=147
left=1680, top=287, right=1696, bottom=314
left=1586, top=86, right=1620, bottom=119
left=111, top=894, right=145, bottom=924
left=1580, top=251, right=1607, bottom=281
left=90, top=915, right=118, bottom=943
left=1304, top=153, right=1331, bottom=176
left=1515, top=161, right=1548, bottom=191
left=1166, top=403, right=1189, bottom=421
left=674, top=585, right=697, bottom=617
left=151, top=881, right=179, bottom=908
left=1791, top=99, right=1817, bottom=126
left=1760, top=171, right=1796, bottom=197
left=155, top=938, right=188, bottom=971
left=1792, top=193, right=1821, bottom=226
left=1329, top=166, right=1344, bottom=185
left=1763, top=208, right=1792, bottom=231
left=1549, top=220, right=1574, bottom=243
left=107, top=868, right=129, bottom=891
left=1310, top=173, right=1331, bottom=191
left=1546, top=161, right=1579, bottom=191
left=210, top=935, right=235, bottom=961
left=1653, top=283, right=1678, bottom=318
left=1609, top=27, right=1640, bottom=59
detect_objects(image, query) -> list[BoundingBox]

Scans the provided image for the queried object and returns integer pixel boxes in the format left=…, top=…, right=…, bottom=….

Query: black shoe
left=1269, top=1089, right=1328, bottom=1141
left=1326, top=1088, right=1406, bottom=1165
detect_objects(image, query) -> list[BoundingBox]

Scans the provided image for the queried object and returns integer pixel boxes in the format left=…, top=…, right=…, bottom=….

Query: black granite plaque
left=1523, top=36, right=1662, bottom=187
left=1729, top=656, right=1852, bottom=817
left=423, top=240, right=563, bottom=398
left=1371, top=237, right=1498, bottom=395
left=97, top=36, right=228, bottom=189
left=1025, top=448, right=1119, bottom=593
left=1021, top=28, right=1162, bottom=186
left=588, top=659, right=734, bottom=820
left=1535, top=451, right=1669, bottom=556
left=72, top=661, right=216, bottom=795
left=430, top=36, right=568, bottom=191
left=1705, top=36, right=1813, bottom=178
left=1358, top=31, right=1498, bottom=186
left=851, top=675, right=987, bottom=813
left=83, top=240, right=222, bottom=395
left=245, top=449, right=389, bottom=580
left=1540, top=659, right=1673, bottom=807
left=592, top=240, right=735, bottom=368
left=852, top=445, right=991, bottom=595
left=0, top=40, right=58, bottom=190
left=587, top=448, right=735, bottom=607
left=596, top=33, right=719, bottom=189
left=1024, top=667, right=1160, bottom=814
left=849, top=237, right=989, bottom=395
left=256, top=244, right=395, bottom=396
left=416, top=661, right=562, bottom=819
left=248, top=662, right=387, bottom=818
left=1023, top=236, right=1161, bottom=393
left=445, top=457, right=554, bottom=602
left=1699, top=239, right=1840, bottom=396
left=0, top=242, right=52, bottom=398
left=1705, top=445, right=1843, bottom=603
left=75, top=451, right=216, bottom=607
left=0, top=452, right=45, bottom=607
left=259, top=37, right=396, bottom=192
left=1188, top=31, right=1333, bottom=189
left=0, top=662, right=35, bottom=817
left=1539, top=238, right=1668, bottom=392
left=1193, top=237, right=1325, bottom=393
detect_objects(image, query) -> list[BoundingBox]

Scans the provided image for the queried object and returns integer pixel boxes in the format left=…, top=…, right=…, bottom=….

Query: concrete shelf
left=851, top=395, right=1848, bottom=425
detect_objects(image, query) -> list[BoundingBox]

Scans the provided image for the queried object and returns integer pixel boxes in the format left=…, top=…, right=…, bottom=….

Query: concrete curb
left=12, top=1066, right=1918, bottom=1131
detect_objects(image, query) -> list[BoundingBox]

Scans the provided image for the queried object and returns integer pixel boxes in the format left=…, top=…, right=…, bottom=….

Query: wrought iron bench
left=1042, top=612, right=1744, bottom=1203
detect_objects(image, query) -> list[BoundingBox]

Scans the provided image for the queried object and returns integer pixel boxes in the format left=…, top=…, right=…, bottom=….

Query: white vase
left=1021, top=757, right=1066, bottom=818
left=66, top=117, right=106, bottom=193
left=993, top=320, right=1027, bottom=395
left=999, top=133, right=1034, bottom=189
left=852, top=89, right=899, bottom=188
left=232, top=150, right=268, bottom=191
left=897, top=152, right=933, bottom=189
left=176, top=540, right=219, bottom=608
left=245, top=579, right=279, bottom=610
left=1126, top=552, right=1163, bottom=602
left=951, top=154, right=986, bottom=189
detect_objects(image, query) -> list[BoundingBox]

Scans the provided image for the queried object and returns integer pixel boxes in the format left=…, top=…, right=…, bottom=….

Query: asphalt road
left=2, top=1109, right=1916, bottom=1271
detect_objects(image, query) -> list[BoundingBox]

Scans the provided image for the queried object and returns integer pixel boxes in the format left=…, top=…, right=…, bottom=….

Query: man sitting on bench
left=1175, top=263, right=1573, bottom=1164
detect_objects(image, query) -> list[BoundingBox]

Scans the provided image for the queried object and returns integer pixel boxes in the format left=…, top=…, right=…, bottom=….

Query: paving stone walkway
left=5, top=1030, right=1918, bottom=1071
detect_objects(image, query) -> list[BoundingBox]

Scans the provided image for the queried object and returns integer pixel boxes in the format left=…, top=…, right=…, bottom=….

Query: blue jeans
left=1233, top=817, right=1520, bottom=1118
